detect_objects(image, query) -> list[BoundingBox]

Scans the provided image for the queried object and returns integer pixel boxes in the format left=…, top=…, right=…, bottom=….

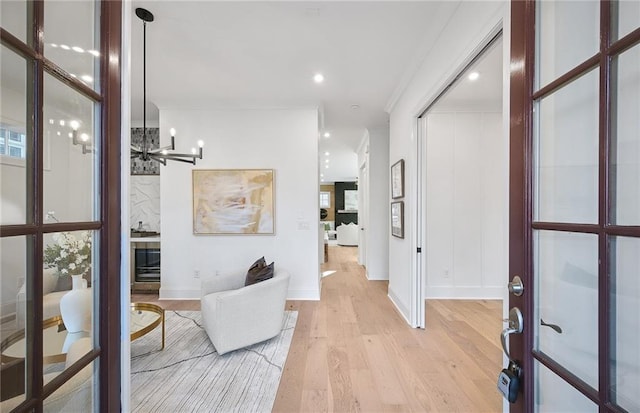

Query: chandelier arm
left=148, top=154, right=168, bottom=165
left=150, top=153, right=197, bottom=164
left=130, top=145, right=142, bottom=152
left=156, top=151, right=202, bottom=159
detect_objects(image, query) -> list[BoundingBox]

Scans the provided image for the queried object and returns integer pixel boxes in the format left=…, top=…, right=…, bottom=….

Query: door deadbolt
left=508, top=275, right=524, bottom=296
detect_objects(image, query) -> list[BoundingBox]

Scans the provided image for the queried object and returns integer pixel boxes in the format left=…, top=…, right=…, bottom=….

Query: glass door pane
left=534, top=69, right=600, bottom=224
left=0, top=44, right=29, bottom=225
left=614, top=0, right=640, bottom=41
left=536, top=1, right=600, bottom=89
left=0, top=235, right=32, bottom=407
left=535, top=360, right=598, bottom=413
left=611, top=43, right=640, bottom=225
left=534, top=230, right=599, bottom=388
left=44, top=1, right=100, bottom=91
left=610, top=236, right=640, bottom=411
left=43, top=73, right=99, bottom=223
left=0, top=0, right=28, bottom=45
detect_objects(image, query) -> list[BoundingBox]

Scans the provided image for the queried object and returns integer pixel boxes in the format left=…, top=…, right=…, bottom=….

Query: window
left=0, top=126, right=26, bottom=159
left=320, top=191, right=331, bottom=208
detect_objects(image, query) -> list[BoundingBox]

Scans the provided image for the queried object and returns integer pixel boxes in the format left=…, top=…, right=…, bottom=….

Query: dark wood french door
left=0, top=1, right=121, bottom=411
left=509, top=1, right=640, bottom=412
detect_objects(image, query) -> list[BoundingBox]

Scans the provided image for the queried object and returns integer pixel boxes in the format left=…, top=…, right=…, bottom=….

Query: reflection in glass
left=614, top=1, right=640, bottom=42
left=44, top=1, right=100, bottom=91
left=0, top=45, right=29, bottom=225
left=0, top=1, right=28, bottom=44
left=0, top=235, right=31, bottom=407
left=534, top=69, right=599, bottom=224
left=534, top=230, right=598, bottom=388
left=611, top=237, right=640, bottom=411
left=535, top=360, right=598, bottom=413
left=43, top=356, right=95, bottom=411
left=43, top=73, right=98, bottom=223
left=611, top=44, right=640, bottom=225
left=536, top=1, right=599, bottom=89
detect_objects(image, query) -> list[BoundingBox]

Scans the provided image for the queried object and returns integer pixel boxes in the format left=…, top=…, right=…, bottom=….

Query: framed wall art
left=391, top=159, right=404, bottom=199
left=193, top=169, right=274, bottom=235
left=391, top=201, right=404, bottom=239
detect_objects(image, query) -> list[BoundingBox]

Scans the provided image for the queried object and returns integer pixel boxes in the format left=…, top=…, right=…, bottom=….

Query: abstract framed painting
left=391, top=201, right=404, bottom=239
left=391, top=159, right=404, bottom=199
left=193, top=169, right=274, bottom=235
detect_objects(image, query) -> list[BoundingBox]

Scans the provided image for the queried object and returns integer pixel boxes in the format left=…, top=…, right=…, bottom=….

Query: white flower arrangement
left=43, top=231, right=92, bottom=277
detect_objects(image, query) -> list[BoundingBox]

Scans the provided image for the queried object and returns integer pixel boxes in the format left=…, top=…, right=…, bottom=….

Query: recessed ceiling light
left=468, top=71, right=480, bottom=81
left=50, top=43, right=58, bottom=48
left=49, top=119, right=54, bottom=124
left=56, top=131, right=61, bottom=136
left=321, top=179, right=324, bottom=182
left=323, top=132, right=330, bottom=138
left=60, top=44, right=70, bottom=50
left=68, top=132, right=73, bottom=138
left=351, top=104, right=360, bottom=110
left=59, top=120, right=65, bottom=126
left=70, top=73, right=77, bottom=78
left=72, top=46, right=84, bottom=53
left=325, top=151, right=330, bottom=156
left=313, top=73, right=324, bottom=83
left=325, top=159, right=330, bottom=163
left=325, top=165, right=329, bottom=169
left=81, top=75, right=93, bottom=83
left=320, top=173, right=324, bottom=177
left=88, top=50, right=100, bottom=57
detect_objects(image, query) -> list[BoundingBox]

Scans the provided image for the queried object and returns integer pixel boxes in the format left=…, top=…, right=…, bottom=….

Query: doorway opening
left=416, top=33, right=507, bottom=330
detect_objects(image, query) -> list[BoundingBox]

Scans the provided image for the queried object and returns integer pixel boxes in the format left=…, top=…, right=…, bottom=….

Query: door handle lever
left=501, top=307, right=524, bottom=362
left=540, top=319, right=562, bottom=334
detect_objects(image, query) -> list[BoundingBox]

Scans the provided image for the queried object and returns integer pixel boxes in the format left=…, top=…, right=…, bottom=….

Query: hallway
left=273, top=245, right=503, bottom=412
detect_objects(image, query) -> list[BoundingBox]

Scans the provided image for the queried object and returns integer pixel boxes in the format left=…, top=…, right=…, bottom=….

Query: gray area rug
left=131, top=310, right=297, bottom=412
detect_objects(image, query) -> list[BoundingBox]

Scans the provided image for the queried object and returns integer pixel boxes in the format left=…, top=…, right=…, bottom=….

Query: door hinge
left=417, top=247, right=422, bottom=253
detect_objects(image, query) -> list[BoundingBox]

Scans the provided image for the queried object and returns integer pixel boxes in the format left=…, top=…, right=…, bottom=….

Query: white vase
left=60, top=274, right=92, bottom=334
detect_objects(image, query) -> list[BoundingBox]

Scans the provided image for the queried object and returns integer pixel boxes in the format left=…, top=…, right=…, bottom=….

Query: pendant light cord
left=142, top=20, right=147, bottom=157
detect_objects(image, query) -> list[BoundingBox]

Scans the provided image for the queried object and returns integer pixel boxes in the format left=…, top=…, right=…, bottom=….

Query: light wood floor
left=133, top=246, right=503, bottom=412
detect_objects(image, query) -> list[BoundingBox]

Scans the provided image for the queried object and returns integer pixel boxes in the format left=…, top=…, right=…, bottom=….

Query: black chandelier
left=130, top=7, right=203, bottom=165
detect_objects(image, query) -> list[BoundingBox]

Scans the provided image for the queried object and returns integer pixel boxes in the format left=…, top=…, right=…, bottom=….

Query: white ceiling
left=432, top=37, right=503, bottom=113
left=129, top=1, right=449, bottom=182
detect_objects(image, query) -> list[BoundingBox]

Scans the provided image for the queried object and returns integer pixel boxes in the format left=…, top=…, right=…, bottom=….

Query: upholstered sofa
left=200, top=269, right=290, bottom=355
left=336, top=222, right=358, bottom=246
left=15, top=268, right=67, bottom=327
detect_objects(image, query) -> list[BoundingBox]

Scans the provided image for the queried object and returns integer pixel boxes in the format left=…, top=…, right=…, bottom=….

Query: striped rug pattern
left=131, top=310, right=297, bottom=412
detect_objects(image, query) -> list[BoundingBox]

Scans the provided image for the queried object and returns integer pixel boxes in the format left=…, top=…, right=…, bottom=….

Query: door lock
left=501, top=307, right=523, bottom=362
left=508, top=275, right=524, bottom=296
left=498, top=307, right=524, bottom=403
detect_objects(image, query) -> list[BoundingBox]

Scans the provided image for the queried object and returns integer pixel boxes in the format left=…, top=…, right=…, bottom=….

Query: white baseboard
left=366, top=271, right=389, bottom=281
left=159, top=288, right=200, bottom=300
left=425, top=286, right=503, bottom=299
left=387, top=287, right=411, bottom=325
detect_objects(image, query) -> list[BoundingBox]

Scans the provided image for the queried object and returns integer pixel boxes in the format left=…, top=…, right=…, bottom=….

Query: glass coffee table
left=1, top=303, right=165, bottom=364
left=130, top=302, right=165, bottom=350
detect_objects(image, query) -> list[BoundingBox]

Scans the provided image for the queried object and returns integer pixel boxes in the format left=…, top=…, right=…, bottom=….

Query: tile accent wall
left=131, top=127, right=160, bottom=175
left=130, top=175, right=160, bottom=232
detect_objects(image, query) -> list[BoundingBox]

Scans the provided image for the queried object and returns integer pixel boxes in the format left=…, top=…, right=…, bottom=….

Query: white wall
left=159, top=108, right=320, bottom=300
left=358, top=128, right=389, bottom=280
left=425, top=112, right=504, bottom=298
left=388, top=1, right=505, bottom=320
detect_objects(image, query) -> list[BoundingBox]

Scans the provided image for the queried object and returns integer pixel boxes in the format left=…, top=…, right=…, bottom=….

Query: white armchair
left=336, top=222, right=358, bottom=246
left=200, top=269, right=290, bottom=355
